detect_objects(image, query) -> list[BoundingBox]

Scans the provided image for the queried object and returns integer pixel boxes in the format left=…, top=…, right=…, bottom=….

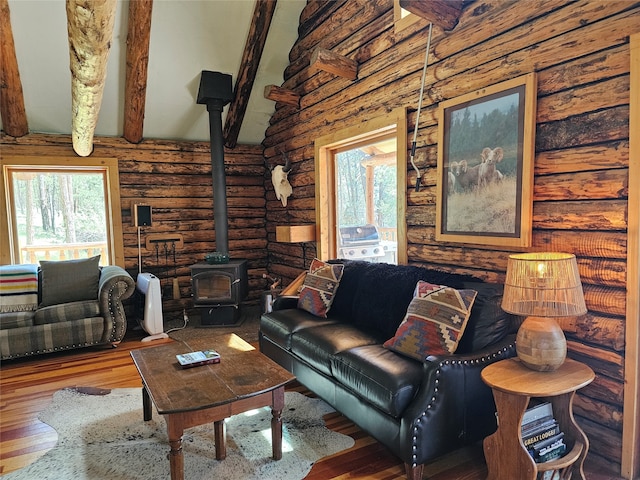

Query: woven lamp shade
left=502, top=252, right=587, bottom=372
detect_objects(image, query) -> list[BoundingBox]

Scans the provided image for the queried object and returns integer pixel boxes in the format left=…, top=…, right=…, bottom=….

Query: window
left=1, top=156, right=125, bottom=267
left=314, top=108, right=407, bottom=264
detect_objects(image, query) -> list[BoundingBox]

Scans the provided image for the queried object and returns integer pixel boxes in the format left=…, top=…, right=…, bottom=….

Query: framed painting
left=435, top=73, right=537, bottom=247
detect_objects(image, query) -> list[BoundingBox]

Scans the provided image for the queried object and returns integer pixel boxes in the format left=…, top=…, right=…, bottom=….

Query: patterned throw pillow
left=383, top=281, right=477, bottom=361
left=297, top=258, right=344, bottom=318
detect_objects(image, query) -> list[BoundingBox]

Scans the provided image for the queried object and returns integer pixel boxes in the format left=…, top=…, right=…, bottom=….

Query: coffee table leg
left=166, top=416, right=184, bottom=480
left=271, top=386, right=285, bottom=460
left=142, top=386, right=152, bottom=421
left=214, top=420, right=226, bottom=460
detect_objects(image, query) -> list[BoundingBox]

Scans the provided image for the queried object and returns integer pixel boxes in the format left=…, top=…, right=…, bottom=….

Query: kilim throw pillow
left=297, top=258, right=344, bottom=318
left=383, top=281, right=477, bottom=361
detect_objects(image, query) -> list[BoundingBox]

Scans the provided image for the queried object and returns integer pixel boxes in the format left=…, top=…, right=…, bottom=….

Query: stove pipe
left=197, top=71, right=234, bottom=255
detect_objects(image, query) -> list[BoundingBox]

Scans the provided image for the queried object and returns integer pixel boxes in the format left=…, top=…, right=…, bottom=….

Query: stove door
left=192, top=270, right=236, bottom=304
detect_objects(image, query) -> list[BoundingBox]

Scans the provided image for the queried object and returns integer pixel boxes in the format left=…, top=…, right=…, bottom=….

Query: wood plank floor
left=0, top=332, right=624, bottom=479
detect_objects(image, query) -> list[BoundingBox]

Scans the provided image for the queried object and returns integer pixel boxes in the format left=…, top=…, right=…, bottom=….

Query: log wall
left=261, top=0, right=639, bottom=474
left=0, top=134, right=268, bottom=321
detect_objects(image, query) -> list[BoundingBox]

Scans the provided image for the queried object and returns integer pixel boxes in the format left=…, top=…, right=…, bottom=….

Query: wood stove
left=191, top=259, right=248, bottom=326
left=192, top=71, right=250, bottom=326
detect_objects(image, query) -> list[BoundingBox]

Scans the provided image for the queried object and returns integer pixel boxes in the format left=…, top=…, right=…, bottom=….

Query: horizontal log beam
left=309, top=47, right=358, bottom=80
left=399, top=0, right=464, bottom=30
left=264, top=85, right=300, bottom=107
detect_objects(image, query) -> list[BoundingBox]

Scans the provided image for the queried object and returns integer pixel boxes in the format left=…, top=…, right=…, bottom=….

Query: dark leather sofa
left=259, top=260, right=518, bottom=480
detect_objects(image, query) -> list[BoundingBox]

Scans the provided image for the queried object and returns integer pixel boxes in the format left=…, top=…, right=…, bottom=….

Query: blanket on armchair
left=0, top=264, right=38, bottom=313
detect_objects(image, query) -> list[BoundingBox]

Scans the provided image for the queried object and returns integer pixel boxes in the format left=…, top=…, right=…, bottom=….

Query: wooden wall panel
left=262, top=0, right=639, bottom=474
left=0, top=134, right=267, bottom=320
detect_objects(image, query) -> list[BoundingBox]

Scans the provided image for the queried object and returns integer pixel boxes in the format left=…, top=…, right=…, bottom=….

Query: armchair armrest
left=98, top=266, right=135, bottom=344
left=399, top=335, right=516, bottom=465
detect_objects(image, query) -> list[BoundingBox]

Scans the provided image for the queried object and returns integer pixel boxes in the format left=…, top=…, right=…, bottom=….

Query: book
left=521, top=401, right=554, bottom=429
left=527, top=432, right=567, bottom=463
left=538, top=469, right=561, bottom=480
left=522, top=415, right=557, bottom=437
left=176, top=349, right=221, bottom=368
left=535, top=441, right=567, bottom=463
left=522, top=421, right=561, bottom=450
left=532, top=432, right=565, bottom=454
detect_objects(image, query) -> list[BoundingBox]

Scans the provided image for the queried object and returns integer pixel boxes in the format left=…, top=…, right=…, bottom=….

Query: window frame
left=314, top=107, right=408, bottom=264
left=1, top=156, right=125, bottom=267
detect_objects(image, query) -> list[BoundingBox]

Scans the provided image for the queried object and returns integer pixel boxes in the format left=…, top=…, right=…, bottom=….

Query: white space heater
left=136, top=273, right=168, bottom=342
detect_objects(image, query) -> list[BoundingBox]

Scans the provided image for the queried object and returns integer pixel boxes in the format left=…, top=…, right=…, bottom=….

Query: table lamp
left=502, top=252, right=587, bottom=372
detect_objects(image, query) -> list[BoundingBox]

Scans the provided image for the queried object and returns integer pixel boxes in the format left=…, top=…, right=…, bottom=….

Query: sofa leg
left=404, top=463, right=424, bottom=480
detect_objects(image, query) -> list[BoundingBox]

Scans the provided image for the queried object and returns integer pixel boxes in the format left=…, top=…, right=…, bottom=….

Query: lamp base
left=516, top=316, right=567, bottom=372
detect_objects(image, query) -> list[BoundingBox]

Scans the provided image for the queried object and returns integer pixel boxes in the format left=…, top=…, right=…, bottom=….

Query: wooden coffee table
left=130, top=333, right=295, bottom=480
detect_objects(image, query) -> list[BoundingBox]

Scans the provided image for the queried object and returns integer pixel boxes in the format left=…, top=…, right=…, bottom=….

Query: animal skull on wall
left=270, top=150, right=293, bottom=207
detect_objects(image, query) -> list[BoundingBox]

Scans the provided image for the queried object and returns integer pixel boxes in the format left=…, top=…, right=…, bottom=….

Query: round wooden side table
left=481, top=358, right=595, bottom=480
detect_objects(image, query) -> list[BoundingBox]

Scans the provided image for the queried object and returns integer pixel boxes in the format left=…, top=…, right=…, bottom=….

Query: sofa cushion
left=384, top=281, right=477, bottom=360
left=0, top=316, right=106, bottom=359
left=297, top=259, right=344, bottom=317
left=260, top=308, right=339, bottom=350
left=0, top=311, right=35, bottom=329
left=456, top=282, right=519, bottom=354
left=329, top=261, right=480, bottom=340
left=34, top=300, right=101, bottom=325
left=40, top=256, right=101, bottom=307
left=291, top=323, right=381, bottom=376
left=332, top=345, right=423, bottom=417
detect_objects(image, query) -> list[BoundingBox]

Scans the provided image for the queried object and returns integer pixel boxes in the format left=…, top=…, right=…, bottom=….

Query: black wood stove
left=191, top=259, right=248, bottom=326
left=191, top=71, right=249, bottom=326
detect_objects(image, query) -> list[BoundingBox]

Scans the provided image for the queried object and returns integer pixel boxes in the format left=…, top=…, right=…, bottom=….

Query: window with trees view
left=1, top=157, right=125, bottom=267
left=315, top=108, right=408, bottom=264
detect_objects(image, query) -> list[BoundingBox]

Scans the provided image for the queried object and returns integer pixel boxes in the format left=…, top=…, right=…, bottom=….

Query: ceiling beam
left=399, top=0, right=464, bottom=30
left=223, top=0, right=277, bottom=149
left=0, top=0, right=28, bottom=137
left=66, top=0, right=117, bottom=157
left=123, top=0, right=153, bottom=144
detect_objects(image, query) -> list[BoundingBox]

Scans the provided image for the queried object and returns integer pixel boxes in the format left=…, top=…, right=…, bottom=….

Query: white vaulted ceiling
left=4, top=0, right=305, bottom=145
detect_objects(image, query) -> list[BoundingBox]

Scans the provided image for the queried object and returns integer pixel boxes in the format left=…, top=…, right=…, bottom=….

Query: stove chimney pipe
left=197, top=71, right=233, bottom=256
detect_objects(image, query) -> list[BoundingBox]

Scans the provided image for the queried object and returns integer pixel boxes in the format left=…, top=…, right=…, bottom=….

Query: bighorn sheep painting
left=436, top=73, right=536, bottom=247
left=267, top=150, right=293, bottom=207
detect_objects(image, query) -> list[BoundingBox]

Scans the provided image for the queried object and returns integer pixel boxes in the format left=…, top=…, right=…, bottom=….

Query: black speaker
left=134, top=204, right=152, bottom=227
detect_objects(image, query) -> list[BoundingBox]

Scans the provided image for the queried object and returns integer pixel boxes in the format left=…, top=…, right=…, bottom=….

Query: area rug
left=4, top=388, right=354, bottom=480
left=166, top=305, right=262, bottom=345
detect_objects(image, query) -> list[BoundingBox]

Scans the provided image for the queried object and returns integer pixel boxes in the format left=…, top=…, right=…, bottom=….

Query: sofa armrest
left=399, top=335, right=516, bottom=465
left=272, top=295, right=299, bottom=311
left=98, top=266, right=136, bottom=343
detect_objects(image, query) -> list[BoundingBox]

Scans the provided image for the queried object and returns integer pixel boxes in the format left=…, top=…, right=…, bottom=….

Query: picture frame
left=435, top=73, right=537, bottom=247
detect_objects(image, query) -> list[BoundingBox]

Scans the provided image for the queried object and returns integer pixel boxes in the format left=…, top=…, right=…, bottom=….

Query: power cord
left=165, top=308, right=189, bottom=335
